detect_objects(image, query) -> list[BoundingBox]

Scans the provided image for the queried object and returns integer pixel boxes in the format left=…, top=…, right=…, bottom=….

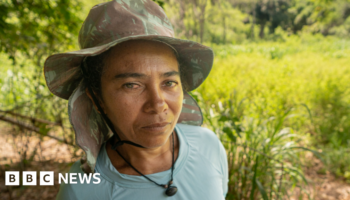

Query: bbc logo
left=5, top=171, right=101, bottom=185
left=5, top=171, right=54, bottom=186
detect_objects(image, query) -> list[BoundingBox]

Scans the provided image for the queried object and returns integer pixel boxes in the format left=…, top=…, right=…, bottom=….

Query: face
left=97, top=40, right=183, bottom=148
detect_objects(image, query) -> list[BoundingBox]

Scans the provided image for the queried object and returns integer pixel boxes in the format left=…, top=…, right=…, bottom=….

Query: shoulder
left=176, top=123, right=222, bottom=150
left=176, top=124, right=226, bottom=171
left=56, top=160, right=111, bottom=200
left=56, top=160, right=81, bottom=200
left=176, top=123, right=219, bottom=141
left=68, top=160, right=85, bottom=173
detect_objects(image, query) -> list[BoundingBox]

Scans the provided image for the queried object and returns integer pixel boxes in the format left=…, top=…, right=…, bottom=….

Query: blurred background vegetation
left=1, top=0, right=350, bottom=199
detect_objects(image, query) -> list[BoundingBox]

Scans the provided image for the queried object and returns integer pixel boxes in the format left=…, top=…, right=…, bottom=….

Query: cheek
left=165, top=90, right=183, bottom=117
left=102, top=89, right=141, bottom=125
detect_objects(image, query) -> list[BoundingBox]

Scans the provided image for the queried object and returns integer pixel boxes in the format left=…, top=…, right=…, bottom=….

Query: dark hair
left=82, top=49, right=112, bottom=96
left=82, top=44, right=188, bottom=96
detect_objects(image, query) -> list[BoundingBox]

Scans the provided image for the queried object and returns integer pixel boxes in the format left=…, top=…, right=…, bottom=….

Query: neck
left=118, top=135, right=172, bottom=162
left=106, top=131, right=179, bottom=175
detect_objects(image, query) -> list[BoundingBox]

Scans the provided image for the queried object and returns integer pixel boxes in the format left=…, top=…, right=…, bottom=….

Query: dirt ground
left=0, top=123, right=82, bottom=200
left=1, top=122, right=350, bottom=200
left=289, top=152, right=350, bottom=200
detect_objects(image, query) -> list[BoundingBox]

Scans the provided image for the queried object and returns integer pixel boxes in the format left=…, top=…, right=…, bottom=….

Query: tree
left=0, top=0, right=83, bottom=144
left=164, top=0, right=249, bottom=44
left=290, top=0, right=350, bottom=35
left=0, top=0, right=82, bottom=64
left=231, top=0, right=291, bottom=39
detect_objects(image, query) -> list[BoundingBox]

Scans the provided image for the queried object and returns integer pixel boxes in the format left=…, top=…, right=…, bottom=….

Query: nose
left=143, top=85, right=168, bottom=114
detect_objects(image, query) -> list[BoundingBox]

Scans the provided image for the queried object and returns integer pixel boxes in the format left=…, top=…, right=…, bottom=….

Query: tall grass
left=193, top=91, right=316, bottom=199
left=192, top=34, right=350, bottom=198
left=198, top=34, right=350, bottom=148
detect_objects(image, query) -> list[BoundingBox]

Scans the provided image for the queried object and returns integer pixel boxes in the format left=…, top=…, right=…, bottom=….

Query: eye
left=123, top=83, right=140, bottom=89
left=164, top=81, right=178, bottom=87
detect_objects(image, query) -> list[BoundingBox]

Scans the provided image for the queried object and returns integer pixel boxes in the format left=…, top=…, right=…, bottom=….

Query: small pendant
left=165, top=186, right=177, bottom=196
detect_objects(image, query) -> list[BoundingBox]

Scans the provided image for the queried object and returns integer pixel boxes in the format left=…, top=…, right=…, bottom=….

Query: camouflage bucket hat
left=44, top=0, right=213, bottom=173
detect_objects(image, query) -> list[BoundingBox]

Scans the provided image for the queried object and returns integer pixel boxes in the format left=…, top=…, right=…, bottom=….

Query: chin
left=136, top=124, right=174, bottom=147
left=140, top=132, right=172, bottom=149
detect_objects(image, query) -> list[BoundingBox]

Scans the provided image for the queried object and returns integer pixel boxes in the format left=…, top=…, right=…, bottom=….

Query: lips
left=142, top=122, right=171, bottom=129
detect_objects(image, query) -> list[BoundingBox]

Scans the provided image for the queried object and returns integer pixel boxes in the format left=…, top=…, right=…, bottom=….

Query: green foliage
left=0, top=0, right=83, bottom=108
left=164, top=0, right=251, bottom=44
left=164, top=0, right=350, bottom=43
left=291, top=0, right=350, bottom=35
left=235, top=0, right=292, bottom=38
left=152, top=0, right=165, bottom=8
left=324, top=146, right=350, bottom=181
left=205, top=1, right=249, bottom=44
left=0, top=0, right=85, bottom=144
left=0, top=0, right=82, bottom=57
left=193, top=91, right=313, bottom=199
left=194, top=34, right=350, bottom=185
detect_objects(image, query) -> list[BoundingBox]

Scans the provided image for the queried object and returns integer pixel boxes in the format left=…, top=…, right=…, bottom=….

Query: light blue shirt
left=56, top=124, right=228, bottom=200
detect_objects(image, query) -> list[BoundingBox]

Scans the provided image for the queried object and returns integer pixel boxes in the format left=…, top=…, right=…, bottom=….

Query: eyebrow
left=113, top=73, right=146, bottom=79
left=113, top=71, right=180, bottom=79
left=162, top=71, right=180, bottom=78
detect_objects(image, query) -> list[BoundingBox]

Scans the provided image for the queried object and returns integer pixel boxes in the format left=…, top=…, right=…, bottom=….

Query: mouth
left=141, top=122, right=171, bottom=131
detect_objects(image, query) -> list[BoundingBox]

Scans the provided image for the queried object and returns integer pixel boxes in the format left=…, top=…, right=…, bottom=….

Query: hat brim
left=69, top=81, right=203, bottom=172
left=44, top=35, right=213, bottom=100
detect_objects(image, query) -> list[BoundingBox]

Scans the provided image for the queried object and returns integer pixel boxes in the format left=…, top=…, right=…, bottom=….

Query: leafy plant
left=193, top=91, right=317, bottom=199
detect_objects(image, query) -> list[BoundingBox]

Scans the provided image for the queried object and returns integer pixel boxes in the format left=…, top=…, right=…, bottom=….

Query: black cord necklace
left=110, top=132, right=177, bottom=196
left=81, top=61, right=178, bottom=196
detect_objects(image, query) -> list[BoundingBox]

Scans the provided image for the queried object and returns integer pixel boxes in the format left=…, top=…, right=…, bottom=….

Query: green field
left=191, top=35, right=350, bottom=199
left=198, top=35, right=350, bottom=144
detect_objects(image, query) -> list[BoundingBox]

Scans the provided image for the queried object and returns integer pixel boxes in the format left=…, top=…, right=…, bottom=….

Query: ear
left=85, top=88, right=106, bottom=114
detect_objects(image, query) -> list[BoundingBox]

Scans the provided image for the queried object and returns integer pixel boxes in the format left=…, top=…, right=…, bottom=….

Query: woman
left=44, top=0, right=228, bottom=199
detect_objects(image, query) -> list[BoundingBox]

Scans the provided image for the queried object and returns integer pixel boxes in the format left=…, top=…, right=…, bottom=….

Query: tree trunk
left=199, top=8, right=205, bottom=43
left=192, top=3, right=199, bottom=42
left=199, top=0, right=207, bottom=43
left=223, top=15, right=226, bottom=43
left=218, top=0, right=226, bottom=44
left=192, top=0, right=207, bottom=43
left=251, top=4, right=256, bottom=39
left=251, top=14, right=255, bottom=39
left=179, top=0, right=187, bottom=38
left=259, top=20, right=266, bottom=39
